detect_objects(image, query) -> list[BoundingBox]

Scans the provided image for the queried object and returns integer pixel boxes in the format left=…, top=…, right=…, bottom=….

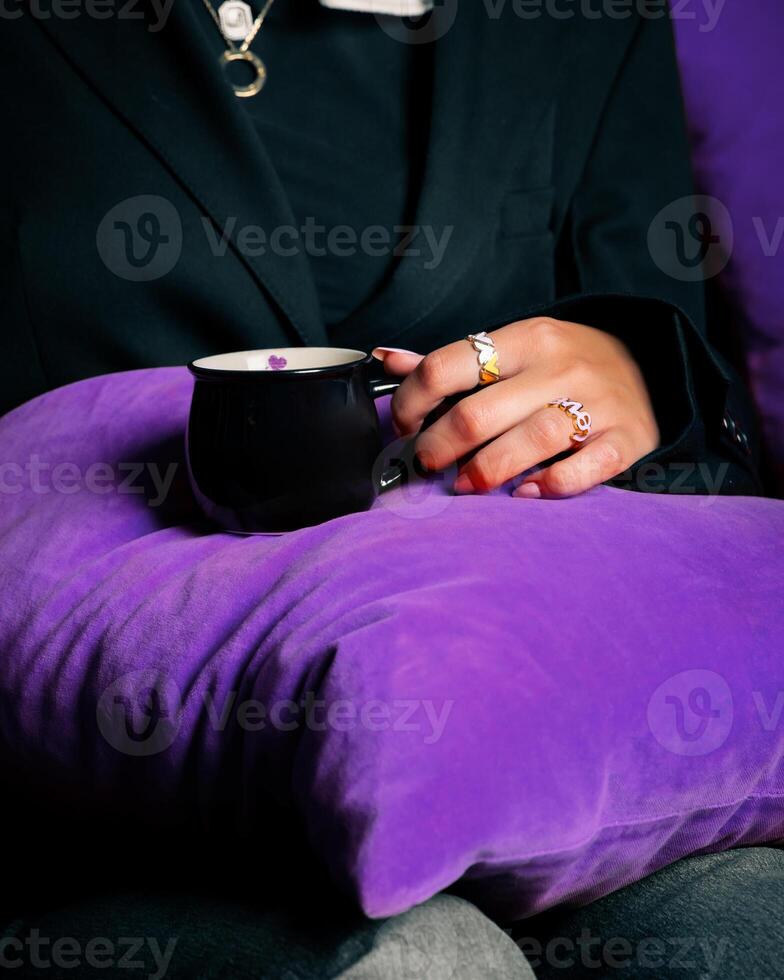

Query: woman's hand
left=374, top=317, right=660, bottom=498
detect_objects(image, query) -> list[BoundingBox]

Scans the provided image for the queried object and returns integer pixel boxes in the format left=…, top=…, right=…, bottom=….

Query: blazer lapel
left=30, top=0, right=327, bottom=346
left=333, top=3, right=586, bottom=350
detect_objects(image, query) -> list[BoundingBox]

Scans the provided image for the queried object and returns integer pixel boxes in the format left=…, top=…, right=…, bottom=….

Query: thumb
left=371, top=347, right=424, bottom=377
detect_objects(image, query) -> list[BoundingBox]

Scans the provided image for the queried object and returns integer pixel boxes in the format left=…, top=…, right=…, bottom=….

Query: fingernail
left=453, top=473, right=475, bottom=494
left=415, top=448, right=437, bottom=473
left=372, top=347, right=420, bottom=360
left=514, top=482, right=541, bottom=499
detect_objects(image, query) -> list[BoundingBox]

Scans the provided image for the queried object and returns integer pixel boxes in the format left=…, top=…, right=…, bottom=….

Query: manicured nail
left=514, top=482, right=542, bottom=499
left=415, top=448, right=438, bottom=473
left=372, top=347, right=420, bottom=360
left=453, top=473, right=475, bottom=494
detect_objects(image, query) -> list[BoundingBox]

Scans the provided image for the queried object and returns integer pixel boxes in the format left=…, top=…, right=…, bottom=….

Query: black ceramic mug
left=186, top=347, right=404, bottom=533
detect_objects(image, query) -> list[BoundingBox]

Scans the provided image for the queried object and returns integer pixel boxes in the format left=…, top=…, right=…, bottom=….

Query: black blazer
left=1, top=0, right=761, bottom=493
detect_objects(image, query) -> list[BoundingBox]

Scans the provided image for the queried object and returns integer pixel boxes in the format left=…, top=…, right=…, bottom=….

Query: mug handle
left=367, top=370, right=402, bottom=399
left=366, top=362, right=472, bottom=493
left=366, top=360, right=405, bottom=492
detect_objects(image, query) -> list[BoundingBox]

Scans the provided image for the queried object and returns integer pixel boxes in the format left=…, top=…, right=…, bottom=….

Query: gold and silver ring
left=466, top=332, right=501, bottom=386
left=549, top=397, right=593, bottom=443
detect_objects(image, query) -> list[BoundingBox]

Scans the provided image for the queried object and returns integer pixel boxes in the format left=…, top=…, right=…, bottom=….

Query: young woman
left=2, top=1, right=775, bottom=975
left=2, top=0, right=759, bottom=498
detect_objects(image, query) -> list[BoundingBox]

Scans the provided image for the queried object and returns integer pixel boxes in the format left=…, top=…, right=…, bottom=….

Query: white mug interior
left=192, top=347, right=367, bottom=373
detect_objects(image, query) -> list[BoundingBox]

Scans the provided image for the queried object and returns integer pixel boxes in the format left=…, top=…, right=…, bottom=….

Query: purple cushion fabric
left=672, top=1, right=784, bottom=485
left=1, top=368, right=784, bottom=920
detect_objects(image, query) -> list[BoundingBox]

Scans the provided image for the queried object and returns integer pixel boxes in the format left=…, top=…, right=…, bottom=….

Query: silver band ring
left=549, top=397, right=593, bottom=443
left=466, top=331, right=501, bottom=386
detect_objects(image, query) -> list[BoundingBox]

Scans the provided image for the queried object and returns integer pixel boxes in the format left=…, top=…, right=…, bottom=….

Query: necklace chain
left=200, top=0, right=277, bottom=97
left=200, top=0, right=277, bottom=54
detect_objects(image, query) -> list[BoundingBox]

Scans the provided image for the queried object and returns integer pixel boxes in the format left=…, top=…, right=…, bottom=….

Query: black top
left=199, top=0, right=429, bottom=328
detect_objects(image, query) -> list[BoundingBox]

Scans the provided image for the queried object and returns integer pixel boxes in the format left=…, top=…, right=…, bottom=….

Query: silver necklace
left=200, top=0, right=277, bottom=98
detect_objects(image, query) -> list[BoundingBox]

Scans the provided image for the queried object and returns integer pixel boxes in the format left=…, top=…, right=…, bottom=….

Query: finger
left=391, top=325, right=530, bottom=436
left=514, top=428, right=634, bottom=499
left=453, top=404, right=580, bottom=493
left=371, top=347, right=424, bottom=377
left=416, top=370, right=556, bottom=472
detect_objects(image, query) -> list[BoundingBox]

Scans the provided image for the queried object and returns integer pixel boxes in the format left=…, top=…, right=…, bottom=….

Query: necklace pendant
left=220, top=49, right=267, bottom=98
left=217, top=0, right=255, bottom=41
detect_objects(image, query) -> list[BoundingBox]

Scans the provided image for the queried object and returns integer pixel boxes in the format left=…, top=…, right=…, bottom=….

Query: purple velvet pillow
left=1, top=369, right=783, bottom=919
left=673, top=2, right=784, bottom=487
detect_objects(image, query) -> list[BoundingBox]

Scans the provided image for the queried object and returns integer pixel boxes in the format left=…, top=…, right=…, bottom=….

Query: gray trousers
left=3, top=848, right=783, bottom=978
left=512, top=846, right=784, bottom=980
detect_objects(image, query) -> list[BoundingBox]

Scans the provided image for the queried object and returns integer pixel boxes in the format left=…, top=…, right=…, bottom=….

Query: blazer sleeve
left=538, top=13, right=762, bottom=495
